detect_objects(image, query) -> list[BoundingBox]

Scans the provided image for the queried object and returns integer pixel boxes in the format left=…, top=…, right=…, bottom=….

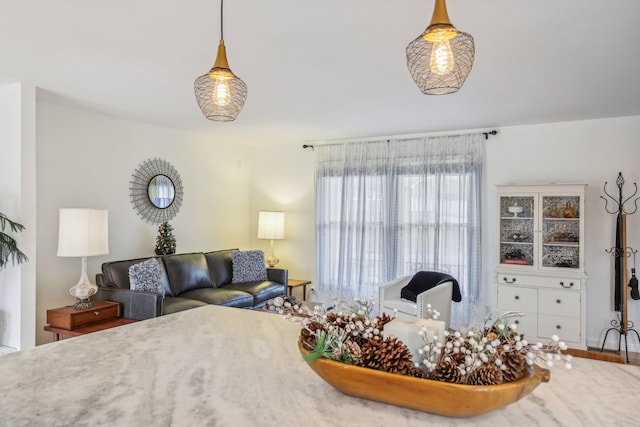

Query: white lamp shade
left=257, top=211, right=286, bottom=240
left=57, top=209, right=109, bottom=257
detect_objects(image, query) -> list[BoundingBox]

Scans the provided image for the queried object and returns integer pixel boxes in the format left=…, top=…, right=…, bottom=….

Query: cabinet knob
left=556, top=325, right=562, bottom=330
left=514, top=295, right=520, bottom=300
left=93, top=311, right=100, bottom=316
left=559, top=281, right=574, bottom=288
left=556, top=299, right=561, bottom=304
left=514, top=320, right=520, bottom=324
left=503, top=277, right=517, bottom=284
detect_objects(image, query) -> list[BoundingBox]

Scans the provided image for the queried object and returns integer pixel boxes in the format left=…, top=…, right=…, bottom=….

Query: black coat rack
left=600, top=172, right=640, bottom=362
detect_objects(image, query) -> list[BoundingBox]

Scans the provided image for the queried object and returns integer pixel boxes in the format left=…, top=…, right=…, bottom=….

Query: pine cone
left=359, top=337, right=415, bottom=375
left=299, top=321, right=326, bottom=350
left=467, top=364, right=504, bottom=385
left=376, top=313, right=393, bottom=330
left=360, top=340, right=382, bottom=368
left=407, top=366, right=428, bottom=379
left=432, top=359, right=464, bottom=384
left=379, top=337, right=415, bottom=374
left=341, top=341, right=363, bottom=364
left=501, top=352, right=528, bottom=382
left=445, top=347, right=468, bottom=365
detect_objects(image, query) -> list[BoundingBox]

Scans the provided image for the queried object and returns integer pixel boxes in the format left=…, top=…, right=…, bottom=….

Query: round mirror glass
left=147, top=174, right=175, bottom=209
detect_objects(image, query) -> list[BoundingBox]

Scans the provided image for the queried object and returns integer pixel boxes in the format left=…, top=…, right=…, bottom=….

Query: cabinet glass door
left=541, top=195, right=580, bottom=269
left=499, top=195, right=535, bottom=267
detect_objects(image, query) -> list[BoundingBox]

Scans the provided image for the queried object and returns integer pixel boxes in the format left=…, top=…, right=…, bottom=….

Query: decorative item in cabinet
left=501, top=246, right=533, bottom=266
left=541, top=249, right=579, bottom=269
left=542, top=197, right=580, bottom=269
left=500, top=196, right=534, bottom=218
left=500, top=195, right=535, bottom=266
left=543, top=196, right=580, bottom=219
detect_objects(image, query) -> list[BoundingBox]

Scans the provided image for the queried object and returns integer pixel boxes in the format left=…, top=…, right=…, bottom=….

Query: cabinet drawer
left=509, top=314, right=537, bottom=340
left=538, top=290, right=581, bottom=317
left=497, top=286, right=537, bottom=312
left=497, top=274, right=582, bottom=290
left=538, top=314, right=581, bottom=343
left=47, top=301, right=120, bottom=330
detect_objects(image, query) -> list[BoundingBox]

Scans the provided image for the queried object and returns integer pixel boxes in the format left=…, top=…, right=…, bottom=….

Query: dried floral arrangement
left=295, top=297, right=572, bottom=386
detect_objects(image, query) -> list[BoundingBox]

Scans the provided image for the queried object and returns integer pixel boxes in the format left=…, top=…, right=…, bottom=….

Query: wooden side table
left=44, top=300, right=136, bottom=341
left=287, top=279, right=312, bottom=301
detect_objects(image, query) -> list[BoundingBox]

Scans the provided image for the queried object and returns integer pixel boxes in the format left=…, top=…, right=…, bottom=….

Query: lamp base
left=266, top=239, right=280, bottom=268
left=72, top=298, right=95, bottom=310
left=69, top=256, right=99, bottom=310
left=265, top=256, right=280, bottom=268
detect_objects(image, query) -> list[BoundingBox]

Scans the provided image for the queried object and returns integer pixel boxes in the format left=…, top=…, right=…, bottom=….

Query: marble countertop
left=1, top=305, right=639, bottom=426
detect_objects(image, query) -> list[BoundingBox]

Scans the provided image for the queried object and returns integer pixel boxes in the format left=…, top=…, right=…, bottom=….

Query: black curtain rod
left=482, top=130, right=498, bottom=140
left=302, top=129, right=498, bottom=150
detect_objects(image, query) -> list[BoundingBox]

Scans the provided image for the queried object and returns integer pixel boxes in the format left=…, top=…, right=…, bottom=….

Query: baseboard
left=0, top=345, right=17, bottom=356
left=588, top=333, right=640, bottom=353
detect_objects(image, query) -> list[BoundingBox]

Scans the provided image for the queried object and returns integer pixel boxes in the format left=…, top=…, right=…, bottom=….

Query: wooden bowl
left=299, top=340, right=550, bottom=418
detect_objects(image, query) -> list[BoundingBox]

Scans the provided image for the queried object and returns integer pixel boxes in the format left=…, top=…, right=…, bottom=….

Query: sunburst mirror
left=129, top=158, right=184, bottom=224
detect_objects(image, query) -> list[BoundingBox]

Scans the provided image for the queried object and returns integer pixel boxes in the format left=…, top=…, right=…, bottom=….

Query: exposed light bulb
left=212, top=77, right=231, bottom=107
left=430, top=39, right=455, bottom=75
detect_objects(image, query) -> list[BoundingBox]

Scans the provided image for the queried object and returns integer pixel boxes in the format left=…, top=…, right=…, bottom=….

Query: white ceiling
left=1, top=1, right=639, bottom=145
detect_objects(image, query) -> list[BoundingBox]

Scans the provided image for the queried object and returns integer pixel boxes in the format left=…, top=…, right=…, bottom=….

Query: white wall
left=247, top=145, right=317, bottom=297
left=0, top=83, right=36, bottom=351
left=248, top=116, right=640, bottom=351
left=35, top=96, right=251, bottom=345
left=485, top=116, right=640, bottom=350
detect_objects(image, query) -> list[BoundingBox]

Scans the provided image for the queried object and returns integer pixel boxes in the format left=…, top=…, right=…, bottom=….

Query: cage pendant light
left=406, top=0, right=475, bottom=95
left=194, top=0, right=247, bottom=121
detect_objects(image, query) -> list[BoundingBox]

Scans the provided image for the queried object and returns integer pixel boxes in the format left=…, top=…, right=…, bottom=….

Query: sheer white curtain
left=314, top=134, right=485, bottom=327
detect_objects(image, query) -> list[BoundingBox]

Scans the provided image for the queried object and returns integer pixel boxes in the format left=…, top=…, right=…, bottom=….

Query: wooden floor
left=565, top=347, right=640, bottom=365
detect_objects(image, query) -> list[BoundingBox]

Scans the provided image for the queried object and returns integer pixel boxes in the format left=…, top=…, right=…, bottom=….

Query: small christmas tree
left=155, top=221, right=176, bottom=255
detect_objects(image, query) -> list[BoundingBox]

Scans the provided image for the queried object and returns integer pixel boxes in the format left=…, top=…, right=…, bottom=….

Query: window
left=314, top=134, right=484, bottom=327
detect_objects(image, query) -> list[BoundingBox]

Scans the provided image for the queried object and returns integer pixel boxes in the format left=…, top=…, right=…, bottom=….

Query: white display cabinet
left=495, top=184, right=587, bottom=349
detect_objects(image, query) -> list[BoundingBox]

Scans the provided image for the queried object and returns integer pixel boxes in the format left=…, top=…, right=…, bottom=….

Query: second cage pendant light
left=406, top=0, right=475, bottom=95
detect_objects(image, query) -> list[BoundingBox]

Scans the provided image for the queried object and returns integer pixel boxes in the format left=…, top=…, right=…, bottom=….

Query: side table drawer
left=47, top=301, right=120, bottom=330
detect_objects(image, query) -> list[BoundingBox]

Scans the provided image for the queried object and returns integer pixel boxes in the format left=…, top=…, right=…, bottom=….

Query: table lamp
left=57, top=208, right=109, bottom=309
left=257, top=211, right=285, bottom=268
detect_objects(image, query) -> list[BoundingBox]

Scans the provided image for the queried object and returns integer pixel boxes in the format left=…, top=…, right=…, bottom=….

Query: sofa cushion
left=129, top=259, right=165, bottom=296
left=180, top=288, right=254, bottom=308
left=204, top=249, right=236, bottom=287
left=231, top=250, right=268, bottom=283
left=102, top=256, right=172, bottom=296
left=163, top=253, right=214, bottom=296
left=223, top=280, right=285, bottom=307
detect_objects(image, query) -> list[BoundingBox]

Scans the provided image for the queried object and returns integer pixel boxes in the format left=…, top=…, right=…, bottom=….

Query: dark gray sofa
left=95, top=249, right=287, bottom=320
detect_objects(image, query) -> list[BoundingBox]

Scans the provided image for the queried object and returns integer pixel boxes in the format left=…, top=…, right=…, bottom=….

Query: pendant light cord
left=220, top=0, right=224, bottom=41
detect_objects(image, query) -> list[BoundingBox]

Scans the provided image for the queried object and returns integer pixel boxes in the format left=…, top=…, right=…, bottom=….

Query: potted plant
left=0, top=212, right=28, bottom=270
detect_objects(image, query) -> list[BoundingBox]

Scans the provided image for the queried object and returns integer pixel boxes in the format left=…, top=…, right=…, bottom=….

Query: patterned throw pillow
left=129, top=258, right=165, bottom=296
left=231, top=250, right=268, bottom=283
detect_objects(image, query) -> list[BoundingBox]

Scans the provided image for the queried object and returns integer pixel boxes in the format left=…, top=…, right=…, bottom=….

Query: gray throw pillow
left=129, top=258, right=165, bottom=296
left=231, top=250, right=268, bottom=283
